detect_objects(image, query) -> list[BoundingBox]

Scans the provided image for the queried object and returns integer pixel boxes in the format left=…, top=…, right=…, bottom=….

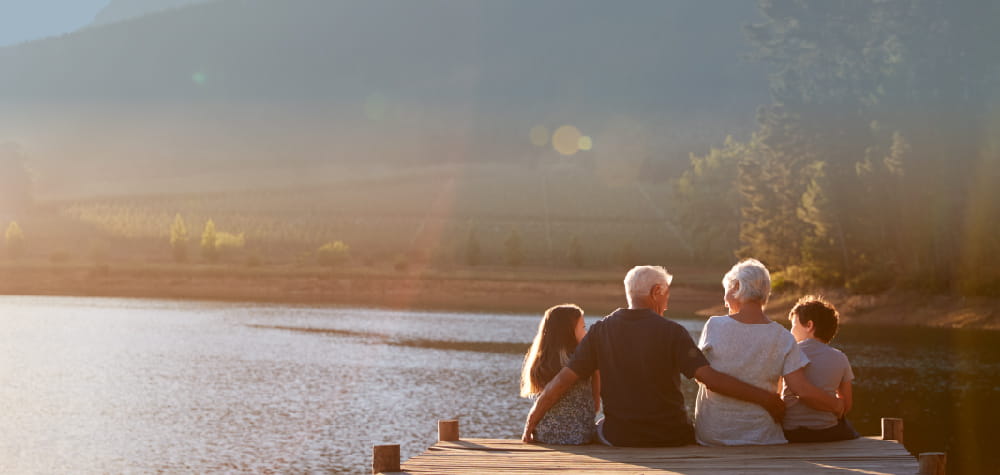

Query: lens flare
left=191, top=72, right=207, bottom=85
left=578, top=136, right=593, bottom=151
left=552, top=125, right=582, bottom=156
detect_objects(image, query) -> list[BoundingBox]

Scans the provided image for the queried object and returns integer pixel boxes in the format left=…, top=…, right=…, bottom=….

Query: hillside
left=90, top=0, right=213, bottom=27
left=2, top=0, right=766, bottom=109
left=0, top=1, right=769, bottom=197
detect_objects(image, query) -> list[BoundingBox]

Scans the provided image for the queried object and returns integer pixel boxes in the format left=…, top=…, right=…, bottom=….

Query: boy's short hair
left=791, top=295, right=840, bottom=343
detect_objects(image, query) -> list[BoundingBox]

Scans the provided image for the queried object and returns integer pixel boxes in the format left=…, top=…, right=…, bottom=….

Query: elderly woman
left=694, top=259, right=843, bottom=446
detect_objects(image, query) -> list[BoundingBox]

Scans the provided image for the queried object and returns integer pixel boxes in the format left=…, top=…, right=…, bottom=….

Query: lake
left=1, top=296, right=996, bottom=474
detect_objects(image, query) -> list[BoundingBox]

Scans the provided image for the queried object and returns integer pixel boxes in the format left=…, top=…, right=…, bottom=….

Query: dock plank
left=393, top=437, right=918, bottom=474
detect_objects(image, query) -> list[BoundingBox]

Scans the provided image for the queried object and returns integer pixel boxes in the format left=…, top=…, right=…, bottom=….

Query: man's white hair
left=624, top=265, right=673, bottom=307
left=723, top=258, right=771, bottom=304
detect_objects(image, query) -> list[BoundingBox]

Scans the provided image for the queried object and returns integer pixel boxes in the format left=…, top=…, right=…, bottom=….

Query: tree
left=736, top=0, right=1000, bottom=291
left=200, top=219, right=218, bottom=262
left=5, top=221, right=24, bottom=259
left=504, top=227, right=523, bottom=267
left=170, top=214, right=189, bottom=262
left=735, top=108, right=814, bottom=270
left=673, top=136, right=744, bottom=261
left=464, top=225, right=481, bottom=266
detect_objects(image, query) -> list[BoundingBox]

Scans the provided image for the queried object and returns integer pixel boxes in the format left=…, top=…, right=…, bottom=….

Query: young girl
left=520, top=304, right=600, bottom=444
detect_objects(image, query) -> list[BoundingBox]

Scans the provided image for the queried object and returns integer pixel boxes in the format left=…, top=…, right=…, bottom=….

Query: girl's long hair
left=520, top=304, right=583, bottom=397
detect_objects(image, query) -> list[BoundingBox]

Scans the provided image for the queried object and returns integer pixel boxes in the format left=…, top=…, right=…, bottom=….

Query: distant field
left=34, top=163, right=697, bottom=268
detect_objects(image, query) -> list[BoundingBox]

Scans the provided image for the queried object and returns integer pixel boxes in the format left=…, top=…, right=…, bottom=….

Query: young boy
left=782, top=295, right=860, bottom=442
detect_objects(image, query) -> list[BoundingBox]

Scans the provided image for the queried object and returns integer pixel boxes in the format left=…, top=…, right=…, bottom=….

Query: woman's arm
left=783, top=368, right=845, bottom=416
left=591, top=370, right=601, bottom=413
left=837, top=379, right=853, bottom=415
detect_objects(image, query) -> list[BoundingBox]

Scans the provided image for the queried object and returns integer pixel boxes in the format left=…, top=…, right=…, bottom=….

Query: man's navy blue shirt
left=568, top=308, right=709, bottom=447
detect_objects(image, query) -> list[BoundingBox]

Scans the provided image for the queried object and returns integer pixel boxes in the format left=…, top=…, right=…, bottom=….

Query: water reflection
left=0, top=296, right=996, bottom=474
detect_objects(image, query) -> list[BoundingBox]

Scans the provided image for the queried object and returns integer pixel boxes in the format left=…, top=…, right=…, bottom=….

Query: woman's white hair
left=624, top=265, right=672, bottom=307
left=723, top=258, right=771, bottom=304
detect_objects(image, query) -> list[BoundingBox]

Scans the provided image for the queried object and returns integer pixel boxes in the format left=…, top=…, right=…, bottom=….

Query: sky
left=0, top=0, right=110, bottom=47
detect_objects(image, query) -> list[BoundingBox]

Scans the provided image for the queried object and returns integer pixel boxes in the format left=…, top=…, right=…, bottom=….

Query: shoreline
left=2, top=263, right=998, bottom=330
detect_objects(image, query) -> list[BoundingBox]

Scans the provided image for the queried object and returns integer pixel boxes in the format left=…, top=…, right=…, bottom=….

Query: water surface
left=0, top=296, right=995, bottom=473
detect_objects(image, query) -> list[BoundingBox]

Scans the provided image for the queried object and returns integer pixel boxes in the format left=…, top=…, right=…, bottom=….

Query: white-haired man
left=522, top=265, right=785, bottom=447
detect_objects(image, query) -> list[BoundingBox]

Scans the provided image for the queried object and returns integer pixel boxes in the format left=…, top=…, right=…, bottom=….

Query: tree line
left=674, top=0, right=1000, bottom=295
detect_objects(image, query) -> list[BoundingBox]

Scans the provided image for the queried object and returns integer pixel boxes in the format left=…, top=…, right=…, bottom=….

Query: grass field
left=21, top=162, right=698, bottom=269
left=5, top=159, right=999, bottom=329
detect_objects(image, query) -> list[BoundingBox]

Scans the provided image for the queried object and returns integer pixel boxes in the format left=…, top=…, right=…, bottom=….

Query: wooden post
left=918, top=452, right=946, bottom=475
left=439, top=419, right=460, bottom=441
left=881, top=417, right=904, bottom=443
left=372, top=444, right=400, bottom=474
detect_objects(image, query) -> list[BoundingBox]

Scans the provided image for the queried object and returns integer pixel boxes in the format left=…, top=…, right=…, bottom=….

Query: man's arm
left=693, top=365, right=785, bottom=423
left=783, top=368, right=845, bottom=416
left=521, top=367, right=580, bottom=443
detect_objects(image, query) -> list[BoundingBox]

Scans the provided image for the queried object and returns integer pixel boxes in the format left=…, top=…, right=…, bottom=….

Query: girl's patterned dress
left=533, top=378, right=595, bottom=444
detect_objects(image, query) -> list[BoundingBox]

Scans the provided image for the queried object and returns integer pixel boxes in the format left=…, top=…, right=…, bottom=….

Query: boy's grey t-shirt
left=782, top=338, right=854, bottom=430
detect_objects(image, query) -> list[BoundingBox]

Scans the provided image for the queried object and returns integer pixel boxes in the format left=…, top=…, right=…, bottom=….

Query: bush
left=215, top=232, right=246, bottom=251
left=317, top=241, right=351, bottom=266
left=772, top=265, right=819, bottom=290
left=845, top=268, right=894, bottom=294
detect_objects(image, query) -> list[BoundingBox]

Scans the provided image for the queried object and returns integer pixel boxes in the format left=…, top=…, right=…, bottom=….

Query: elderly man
left=522, top=265, right=785, bottom=447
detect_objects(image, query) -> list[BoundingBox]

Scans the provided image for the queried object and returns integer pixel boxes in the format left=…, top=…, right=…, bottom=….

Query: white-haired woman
left=694, top=259, right=843, bottom=446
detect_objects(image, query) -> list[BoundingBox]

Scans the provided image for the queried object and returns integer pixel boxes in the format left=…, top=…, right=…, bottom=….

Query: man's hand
left=521, top=420, right=536, bottom=443
left=520, top=367, right=580, bottom=444
left=784, top=368, right=843, bottom=416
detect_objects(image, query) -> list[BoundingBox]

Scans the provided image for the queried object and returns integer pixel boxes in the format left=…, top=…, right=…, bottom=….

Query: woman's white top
left=694, top=315, right=808, bottom=446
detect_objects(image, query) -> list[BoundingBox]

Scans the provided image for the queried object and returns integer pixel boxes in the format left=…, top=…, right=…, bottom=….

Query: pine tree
left=170, top=213, right=189, bottom=262
left=5, top=221, right=25, bottom=259
left=200, top=219, right=218, bottom=262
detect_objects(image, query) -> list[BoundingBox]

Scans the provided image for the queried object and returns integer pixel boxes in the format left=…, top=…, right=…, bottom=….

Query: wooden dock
left=374, top=419, right=946, bottom=474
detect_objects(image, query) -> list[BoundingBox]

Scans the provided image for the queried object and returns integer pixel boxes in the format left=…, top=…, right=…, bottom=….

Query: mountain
left=89, top=0, right=213, bottom=27
left=1, top=0, right=766, bottom=110
left=0, top=0, right=769, bottom=197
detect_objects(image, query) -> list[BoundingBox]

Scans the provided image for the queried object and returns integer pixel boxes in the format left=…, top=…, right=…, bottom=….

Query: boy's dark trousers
left=784, top=418, right=860, bottom=443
